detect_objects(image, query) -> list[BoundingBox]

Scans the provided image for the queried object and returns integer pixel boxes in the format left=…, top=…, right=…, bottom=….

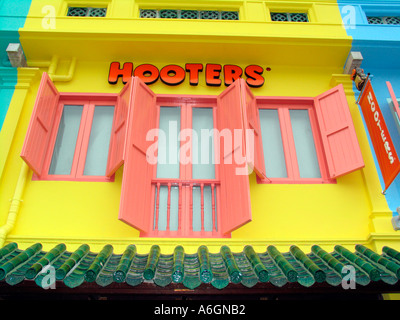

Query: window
left=143, top=101, right=220, bottom=237
left=367, top=16, right=400, bottom=25
left=258, top=103, right=327, bottom=183
left=67, top=7, right=107, bottom=17
left=387, top=81, right=400, bottom=135
left=257, top=86, right=365, bottom=184
left=21, top=73, right=117, bottom=182
left=140, top=9, right=239, bottom=20
left=270, top=12, right=308, bottom=22
left=45, top=101, right=114, bottom=180
left=115, top=78, right=264, bottom=238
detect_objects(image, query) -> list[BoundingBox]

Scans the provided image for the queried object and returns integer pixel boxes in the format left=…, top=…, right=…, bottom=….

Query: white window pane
left=259, top=109, right=287, bottom=178
left=157, top=185, right=168, bottom=231
left=169, top=186, right=179, bottom=231
left=203, top=185, right=213, bottom=231
left=192, top=187, right=201, bottom=231
left=84, top=106, right=114, bottom=176
left=289, top=109, right=321, bottom=178
left=49, top=105, right=83, bottom=175
left=157, top=107, right=180, bottom=179
left=192, top=108, right=215, bottom=179
left=192, top=186, right=214, bottom=232
left=153, top=185, right=179, bottom=231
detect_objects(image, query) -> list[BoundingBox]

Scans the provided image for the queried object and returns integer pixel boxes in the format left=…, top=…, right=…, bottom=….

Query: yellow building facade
left=1, top=0, right=399, bottom=298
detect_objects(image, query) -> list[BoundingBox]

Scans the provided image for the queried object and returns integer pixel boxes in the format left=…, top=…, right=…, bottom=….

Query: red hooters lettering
left=185, top=63, right=203, bottom=86
left=108, top=62, right=133, bottom=84
left=134, top=64, right=159, bottom=85
left=206, top=64, right=222, bottom=87
left=108, top=62, right=268, bottom=87
left=223, top=65, right=243, bottom=86
left=245, top=65, right=264, bottom=88
left=160, top=65, right=186, bottom=86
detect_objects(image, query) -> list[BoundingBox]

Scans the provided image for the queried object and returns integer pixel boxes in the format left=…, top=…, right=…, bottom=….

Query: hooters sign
left=108, top=62, right=268, bottom=87
left=358, top=79, right=400, bottom=191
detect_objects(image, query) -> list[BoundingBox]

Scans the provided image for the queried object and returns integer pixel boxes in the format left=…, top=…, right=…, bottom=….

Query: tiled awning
left=1, top=242, right=400, bottom=292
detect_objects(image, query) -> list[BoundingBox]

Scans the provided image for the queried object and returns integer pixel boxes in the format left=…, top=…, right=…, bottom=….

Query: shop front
left=1, top=0, right=400, bottom=299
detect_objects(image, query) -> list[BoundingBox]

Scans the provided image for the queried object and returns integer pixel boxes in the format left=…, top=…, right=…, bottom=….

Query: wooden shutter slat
left=118, top=77, right=157, bottom=232
left=240, top=79, right=267, bottom=179
left=20, top=72, right=59, bottom=176
left=217, top=79, right=252, bottom=234
left=314, top=84, right=364, bottom=178
left=106, top=77, right=134, bottom=177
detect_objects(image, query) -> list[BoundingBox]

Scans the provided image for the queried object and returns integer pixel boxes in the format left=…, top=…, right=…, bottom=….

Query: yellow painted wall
left=0, top=0, right=397, bottom=254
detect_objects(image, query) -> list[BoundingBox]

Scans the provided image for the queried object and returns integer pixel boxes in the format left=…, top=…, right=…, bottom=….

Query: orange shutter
left=118, top=77, right=157, bottom=232
left=240, top=79, right=267, bottom=179
left=106, top=77, right=134, bottom=176
left=314, top=84, right=364, bottom=178
left=217, top=79, right=252, bottom=234
left=20, top=72, right=59, bottom=176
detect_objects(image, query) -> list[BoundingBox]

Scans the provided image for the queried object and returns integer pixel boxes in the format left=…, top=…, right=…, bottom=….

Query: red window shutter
left=217, top=79, right=252, bottom=234
left=118, top=77, right=157, bottom=232
left=20, top=72, right=59, bottom=176
left=314, top=84, right=364, bottom=178
left=106, top=77, right=134, bottom=176
left=239, top=79, right=267, bottom=179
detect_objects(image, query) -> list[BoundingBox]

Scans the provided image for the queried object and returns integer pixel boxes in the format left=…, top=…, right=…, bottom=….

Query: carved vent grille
left=67, top=7, right=107, bottom=17
left=270, top=12, right=308, bottom=22
left=367, top=16, right=400, bottom=25
left=140, top=9, right=239, bottom=20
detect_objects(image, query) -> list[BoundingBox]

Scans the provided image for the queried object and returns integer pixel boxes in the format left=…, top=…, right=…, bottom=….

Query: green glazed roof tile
left=331, top=251, right=371, bottom=286
left=210, top=252, right=229, bottom=289
left=1, top=243, right=400, bottom=291
left=125, top=254, right=147, bottom=287
left=308, top=251, right=342, bottom=286
left=153, top=254, right=173, bottom=287
left=96, top=253, right=121, bottom=287
left=172, top=246, right=184, bottom=284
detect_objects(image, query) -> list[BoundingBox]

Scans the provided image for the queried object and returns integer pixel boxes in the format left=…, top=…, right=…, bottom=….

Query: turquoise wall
left=339, top=0, right=400, bottom=213
left=0, top=0, right=32, bottom=131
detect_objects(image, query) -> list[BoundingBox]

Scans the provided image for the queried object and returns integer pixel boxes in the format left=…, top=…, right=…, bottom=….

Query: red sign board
left=358, top=79, right=400, bottom=191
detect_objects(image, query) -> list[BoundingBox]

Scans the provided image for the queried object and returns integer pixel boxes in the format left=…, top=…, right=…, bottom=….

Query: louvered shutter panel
left=217, top=79, right=252, bottom=234
left=314, top=84, right=364, bottom=178
left=118, top=77, right=157, bottom=232
left=240, top=79, right=267, bottom=179
left=106, top=77, right=134, bottom=176
left=20, top=72, right=59, bottom=176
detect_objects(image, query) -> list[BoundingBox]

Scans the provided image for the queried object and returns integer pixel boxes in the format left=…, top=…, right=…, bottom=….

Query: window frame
left=134, top=0, right=244, bottom=20
left=139, top=9, right=240, bottom=20
left=142, top=95, right=225, bottom=238
left=61, top=0, right=111, bottom=17
left=266, top=2, right=315, bottom=23
left=361, top=4, right=400, bottom=25
left=256, top=96, right=335, bottom=185
left=33, top=93, right=117, bottom=182
left=270, top=12, right=309, bottom=22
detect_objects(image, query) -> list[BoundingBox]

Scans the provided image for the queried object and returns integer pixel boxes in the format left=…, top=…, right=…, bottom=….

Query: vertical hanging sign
left=358, top=79, right=400, bottom=192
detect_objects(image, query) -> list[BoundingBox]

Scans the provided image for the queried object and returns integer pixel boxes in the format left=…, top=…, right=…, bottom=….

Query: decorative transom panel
left=270, top=12, right=308, bottom=22
left=140, top=9, right=239, bottom=20
left=67, top=7, right=107, bottom=17
left=367, top=16, right=400, bottom=25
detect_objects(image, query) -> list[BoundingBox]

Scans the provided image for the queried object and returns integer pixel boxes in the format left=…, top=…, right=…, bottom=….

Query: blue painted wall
left=339, top=0, right=400, bottom=213
left=0, top=0, right=32, bottom=131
